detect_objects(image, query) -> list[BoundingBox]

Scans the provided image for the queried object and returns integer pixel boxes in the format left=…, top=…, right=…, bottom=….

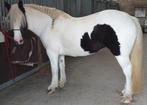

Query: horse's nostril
left=20, top=39, right=24, bottom=43
left=16, top=39, right=24, bottom=45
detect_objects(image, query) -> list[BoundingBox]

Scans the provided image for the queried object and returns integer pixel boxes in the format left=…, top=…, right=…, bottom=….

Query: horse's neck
left=25, top=7, right=53, bottom=37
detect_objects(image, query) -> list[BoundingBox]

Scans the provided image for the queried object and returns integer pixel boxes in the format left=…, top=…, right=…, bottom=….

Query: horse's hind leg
left=47, top=50, right=59, bottom=94
left=115, top=55, right=133, bottom=103
left=59, top=55, right=66, bottom=88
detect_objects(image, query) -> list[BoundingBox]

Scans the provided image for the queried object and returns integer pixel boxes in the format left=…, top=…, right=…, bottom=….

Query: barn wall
left=118, top=0, right=147, bottom=15
left=62, top=0, right=147, bottom=16
left=63, top=0, right=92, bottom=17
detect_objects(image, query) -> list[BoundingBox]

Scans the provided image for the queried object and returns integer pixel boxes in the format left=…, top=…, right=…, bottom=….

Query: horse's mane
left=25, top=4, right=71, bottom=19
left=8, top=4, right=71, bottom=29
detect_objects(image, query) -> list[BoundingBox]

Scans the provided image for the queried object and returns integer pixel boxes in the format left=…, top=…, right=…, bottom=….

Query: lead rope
left=0, top=28, right=16, bottom=79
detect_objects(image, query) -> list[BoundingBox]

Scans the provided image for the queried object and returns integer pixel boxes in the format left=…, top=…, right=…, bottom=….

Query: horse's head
left=5, top=0, right=27, bottom=45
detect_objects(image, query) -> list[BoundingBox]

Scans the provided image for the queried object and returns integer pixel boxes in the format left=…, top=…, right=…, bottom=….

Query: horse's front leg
left=59, top=55, right=66, bottom=88
left=47, top=50, right=59, bottom=94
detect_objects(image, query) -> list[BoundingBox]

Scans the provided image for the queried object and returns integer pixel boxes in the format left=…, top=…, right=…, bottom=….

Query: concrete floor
left=0, top=35, right=147, bottom=105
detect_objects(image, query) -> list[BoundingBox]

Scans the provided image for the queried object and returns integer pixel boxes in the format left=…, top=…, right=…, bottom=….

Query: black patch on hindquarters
left=81, top=32, right=105, bottom=53
left=80, top=24, right=120, bottom=56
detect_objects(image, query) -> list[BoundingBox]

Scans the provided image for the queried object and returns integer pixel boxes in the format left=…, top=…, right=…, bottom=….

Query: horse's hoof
left=47, top=86, right=56, bottom=94
left=121, top=95, right=132, bottom=104
left=59, top=81, right=66, bottom=88
left=59, top=78, right=66, bottom=88
left=59, top=83, right=64, bottom=88
left=47, top=88, right=55, bottom=94
left=120, top=102, right=131, bottom=105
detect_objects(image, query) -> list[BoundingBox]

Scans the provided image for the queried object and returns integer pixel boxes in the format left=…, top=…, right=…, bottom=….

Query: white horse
left=5, top=1, right=143, bottom=104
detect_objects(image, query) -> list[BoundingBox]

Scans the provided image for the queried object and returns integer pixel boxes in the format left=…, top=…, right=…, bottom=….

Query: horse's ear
left=4, top=1, right=11, bottom=11
left=18, top=0, right=25, bottom=13
left=18, top=0, right=23, bottom=7
left=18, top=0, right=23, bottom=8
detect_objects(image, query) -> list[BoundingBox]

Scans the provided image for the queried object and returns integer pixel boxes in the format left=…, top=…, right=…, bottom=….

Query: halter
left=12, top=29, right=21, bottom=31
left=4, top=28, right=27, bottom=42
left=11, top=27, right=28, bottom=39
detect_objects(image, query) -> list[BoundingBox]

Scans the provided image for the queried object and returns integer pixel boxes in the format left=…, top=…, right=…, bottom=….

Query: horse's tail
left=131, top=17, right=143, bottom=94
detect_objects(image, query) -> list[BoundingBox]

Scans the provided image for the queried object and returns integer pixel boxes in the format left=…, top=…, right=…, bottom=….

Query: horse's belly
left=62, top=45, right=90, bottom=57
